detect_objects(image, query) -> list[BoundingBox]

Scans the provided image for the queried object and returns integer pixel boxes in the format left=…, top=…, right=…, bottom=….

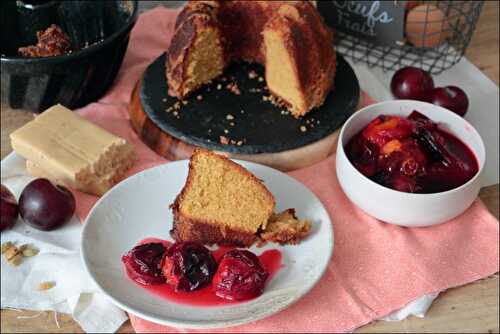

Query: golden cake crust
left=167, top=1, right=222, bottom=97
left=170, top=207, right=258, bottom=247
left=166, top=0, right=336, bottom=117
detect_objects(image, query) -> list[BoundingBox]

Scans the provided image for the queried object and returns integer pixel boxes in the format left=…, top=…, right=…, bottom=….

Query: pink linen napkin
left=74, top=7, right=499, bottom=333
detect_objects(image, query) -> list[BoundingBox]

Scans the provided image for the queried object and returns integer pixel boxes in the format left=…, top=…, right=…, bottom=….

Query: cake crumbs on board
left=166, top=100, right=183, bottom=114
left=226, top=82, right=241, bottom=95
left=219, top=136, right=246, bottom=146
left=248, top=70, right=258, bottom=79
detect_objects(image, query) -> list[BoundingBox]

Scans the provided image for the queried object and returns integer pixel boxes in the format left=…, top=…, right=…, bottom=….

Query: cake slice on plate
left=171, top=149, right=276, bottom=247
left=171, top=149, right=313, bottom=247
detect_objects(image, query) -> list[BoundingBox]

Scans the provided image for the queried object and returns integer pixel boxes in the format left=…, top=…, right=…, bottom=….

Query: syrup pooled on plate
left=345, top=111, right=479, bottom=194
left=122, top=239, right=282, bottom=306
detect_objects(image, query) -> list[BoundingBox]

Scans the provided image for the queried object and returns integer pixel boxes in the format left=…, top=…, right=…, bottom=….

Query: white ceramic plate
left=81, top=160, right=334, bottom=329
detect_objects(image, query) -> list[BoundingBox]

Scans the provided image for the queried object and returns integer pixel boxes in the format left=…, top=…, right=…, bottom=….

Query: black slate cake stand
left=129, top=52, right=360, bottom=171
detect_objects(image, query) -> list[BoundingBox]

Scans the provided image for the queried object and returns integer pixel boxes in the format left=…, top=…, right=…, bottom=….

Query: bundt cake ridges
left=166, top=0, right=336, bottom=117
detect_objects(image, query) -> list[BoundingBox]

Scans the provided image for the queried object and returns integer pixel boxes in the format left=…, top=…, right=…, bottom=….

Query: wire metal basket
left=334, top=1, right=484, bottom=75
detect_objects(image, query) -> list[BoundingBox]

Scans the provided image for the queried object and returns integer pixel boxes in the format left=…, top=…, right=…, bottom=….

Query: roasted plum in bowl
left=336, top=100, right=485, bottom=227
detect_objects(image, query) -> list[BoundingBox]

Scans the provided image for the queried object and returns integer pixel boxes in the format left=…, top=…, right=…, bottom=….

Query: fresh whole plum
left=19, top=178, right=75, bottom=231
left=1, top=184, right=19, bottom=231
left=427, top=86, right=469, bottom=117
left=391, top=67, right=434, bottom=101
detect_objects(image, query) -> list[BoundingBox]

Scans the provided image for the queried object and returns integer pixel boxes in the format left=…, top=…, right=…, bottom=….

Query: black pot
left=1, top=0, right=138, bottom=113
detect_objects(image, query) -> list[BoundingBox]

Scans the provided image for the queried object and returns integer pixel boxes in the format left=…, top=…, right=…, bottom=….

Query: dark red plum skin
left=213, top=249, right=269, bottom=301
left=427, top=86, right=469, bottom=117
left=391, top=67, right=434, bottom=101
left=1, top=184, right=19, bottom=231
left=122, top=243, right=167, bottom=285
left=19, top=179, right=75, bottom=231
left=162, top=242, right=217, bottom=292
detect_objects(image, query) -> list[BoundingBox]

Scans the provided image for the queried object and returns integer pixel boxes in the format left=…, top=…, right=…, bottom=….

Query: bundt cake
left=166, top=0, right=336, bottom=118
left=171, top=149, right=275, bottom=247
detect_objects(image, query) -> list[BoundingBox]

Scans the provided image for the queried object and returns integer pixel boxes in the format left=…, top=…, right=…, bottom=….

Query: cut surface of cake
left=171, top=149, right=275, bottom=247
left=166, top=0, right=336, bottom=117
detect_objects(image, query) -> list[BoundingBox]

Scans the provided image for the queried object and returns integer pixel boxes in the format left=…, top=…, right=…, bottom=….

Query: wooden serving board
left=129, top=53, right=360, bottom=171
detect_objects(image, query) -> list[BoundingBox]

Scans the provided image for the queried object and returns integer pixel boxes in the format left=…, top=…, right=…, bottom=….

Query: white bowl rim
left=338, top=99, right=486, bottom=198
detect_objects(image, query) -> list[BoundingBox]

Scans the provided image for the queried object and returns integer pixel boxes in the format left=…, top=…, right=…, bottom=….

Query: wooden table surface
left=1, top=2, right=498, bottom=333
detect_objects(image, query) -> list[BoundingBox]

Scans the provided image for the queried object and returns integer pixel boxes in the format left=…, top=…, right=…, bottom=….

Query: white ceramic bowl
left=336, top=100, right=486, bottom=227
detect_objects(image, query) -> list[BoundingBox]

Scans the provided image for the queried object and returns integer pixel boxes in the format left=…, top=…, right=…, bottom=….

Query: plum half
left=161, top=242, right=217, bottom=292
left=213, top=249, right=269, bottom=301
left=122, top=243, right=167, bottom=285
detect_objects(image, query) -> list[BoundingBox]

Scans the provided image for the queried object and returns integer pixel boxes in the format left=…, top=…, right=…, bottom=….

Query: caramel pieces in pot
left=18, top=24, right=72, bottom=57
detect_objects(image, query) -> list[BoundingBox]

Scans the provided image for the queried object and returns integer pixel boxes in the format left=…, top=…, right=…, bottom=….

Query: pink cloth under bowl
left=73, top=7, right=499, bottom=333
